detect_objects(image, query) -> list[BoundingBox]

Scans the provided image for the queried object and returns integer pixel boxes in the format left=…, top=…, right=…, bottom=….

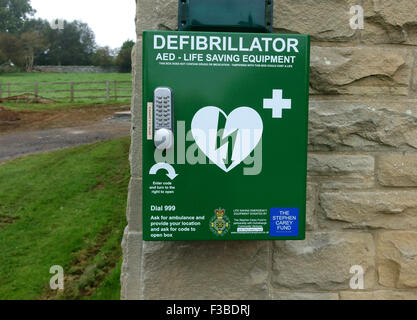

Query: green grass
left=3, top=101, right=129, bottom=112
left=0, top=137, right=130, bottom=300
left=0, top=73, right=131, bottom=83
left=0, top=73, right=132, bottom=105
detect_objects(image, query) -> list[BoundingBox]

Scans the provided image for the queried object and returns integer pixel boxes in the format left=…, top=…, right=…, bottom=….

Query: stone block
left=308, top=154, right=375, bottom=188
left=272, top=232, right=375, bottom=291
left=272, top=290, right=339, bottom=300
left=377, top=231, right=417, bottom=288
left=377, top=154, right=417, bottom=187
left=340, top=290, right=417, bottom=300
left=309, top=100, right=417, bottom=152
left=320, top=190, right=417, bottom=229
left=121, top=231, right=143, bottom=300
left=362, top=0, right=417, bottom=45
left=137, top=0, right=177, bottom=32
left=306, top=183, right=318, bottom=230
left=275, top=0, right=357, bottom=41
left=310, top=46, right=412, bottom=95
left=126, top=178, right=142, bottom=232
left=141, top=241, right=269, bottom=299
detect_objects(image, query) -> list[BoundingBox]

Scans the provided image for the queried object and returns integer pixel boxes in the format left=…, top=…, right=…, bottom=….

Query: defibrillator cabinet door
left=142, top=31, right=310, bottom=241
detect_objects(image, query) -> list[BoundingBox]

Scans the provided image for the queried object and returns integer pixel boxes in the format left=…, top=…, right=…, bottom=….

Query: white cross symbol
left=263, top=89, right=292, bottom=118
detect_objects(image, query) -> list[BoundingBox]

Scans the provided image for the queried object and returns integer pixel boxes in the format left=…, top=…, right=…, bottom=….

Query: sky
left=30, top=0, right=136, bottom=49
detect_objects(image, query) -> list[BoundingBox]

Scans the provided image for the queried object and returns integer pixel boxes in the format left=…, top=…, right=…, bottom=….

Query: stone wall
left=33, top=65, right=119, bottom=73
left=122, top=0, right=417, bottom=300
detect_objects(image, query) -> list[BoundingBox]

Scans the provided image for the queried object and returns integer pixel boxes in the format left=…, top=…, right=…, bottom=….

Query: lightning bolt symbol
left=218, top=129, right=238, bottom=166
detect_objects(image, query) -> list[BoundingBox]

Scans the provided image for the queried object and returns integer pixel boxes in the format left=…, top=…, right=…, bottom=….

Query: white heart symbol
left=191, top=106, right=263, bottom=172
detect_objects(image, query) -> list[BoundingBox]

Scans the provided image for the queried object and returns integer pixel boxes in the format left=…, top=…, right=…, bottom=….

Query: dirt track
left=0, top=105, right=131, bottom=162
left=0, top=121, right=130, bottom=162
left=0, top=105, right=129, bottom=135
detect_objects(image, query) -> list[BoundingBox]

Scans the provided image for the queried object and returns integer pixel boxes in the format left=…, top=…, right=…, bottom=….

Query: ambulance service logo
left=210, top=208, right=230, bottom=236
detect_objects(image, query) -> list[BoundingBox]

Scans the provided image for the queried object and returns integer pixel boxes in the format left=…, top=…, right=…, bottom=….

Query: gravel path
left=0, top=120, right=130, bottom=163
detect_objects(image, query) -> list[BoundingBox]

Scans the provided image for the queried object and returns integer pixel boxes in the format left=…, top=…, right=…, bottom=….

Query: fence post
left=114, top=80, right=117, bottom=101
left=70, top=83, right=74, bottom=102
left=34, top=83, right=38, bottom=97
left=106, top=81, right=110, bottom=102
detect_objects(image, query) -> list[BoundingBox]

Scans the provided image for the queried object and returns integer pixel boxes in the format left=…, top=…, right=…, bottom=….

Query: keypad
left=154, top=87, right=173, bottom=131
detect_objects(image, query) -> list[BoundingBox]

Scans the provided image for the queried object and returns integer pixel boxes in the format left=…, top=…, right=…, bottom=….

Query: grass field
left=2, top=101, right=129, bottom=112
left=0, top=73, right=131, bottom=83
left=0, top=137, right=130, bottom=300
left=0, top=73, right=132, bottom=105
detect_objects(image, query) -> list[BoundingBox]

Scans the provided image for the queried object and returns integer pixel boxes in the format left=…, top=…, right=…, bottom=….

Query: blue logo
left=270, top=208, right=299, bottom=237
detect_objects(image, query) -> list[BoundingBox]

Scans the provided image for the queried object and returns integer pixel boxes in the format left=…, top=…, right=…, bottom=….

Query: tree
left=92, top=46, right=114, bottom=67
left=36, top=20, right=96, bottom=66
left=0, top=48, right=6, bottom=64
left=116, top=40, right=135, bottom=73
left=0, top=17, right=48, bottom=71
left=0, top=32, right=25, bottom=67
left=21, top=18, right=51, bottom=35
left=21, top=32, right=47, bottom=71
left=0, top=0, right=34, bottom=34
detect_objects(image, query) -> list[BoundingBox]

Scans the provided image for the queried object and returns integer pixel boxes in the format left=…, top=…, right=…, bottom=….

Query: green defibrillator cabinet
left=142, top=1, right=310, bottom=241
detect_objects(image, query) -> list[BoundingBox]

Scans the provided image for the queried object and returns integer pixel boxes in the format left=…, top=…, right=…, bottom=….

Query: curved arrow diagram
left=149, top=163, right=178, bottom=180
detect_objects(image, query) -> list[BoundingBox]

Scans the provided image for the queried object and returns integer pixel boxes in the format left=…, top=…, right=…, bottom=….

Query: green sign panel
left=142, top=31, right=310, bottom=241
